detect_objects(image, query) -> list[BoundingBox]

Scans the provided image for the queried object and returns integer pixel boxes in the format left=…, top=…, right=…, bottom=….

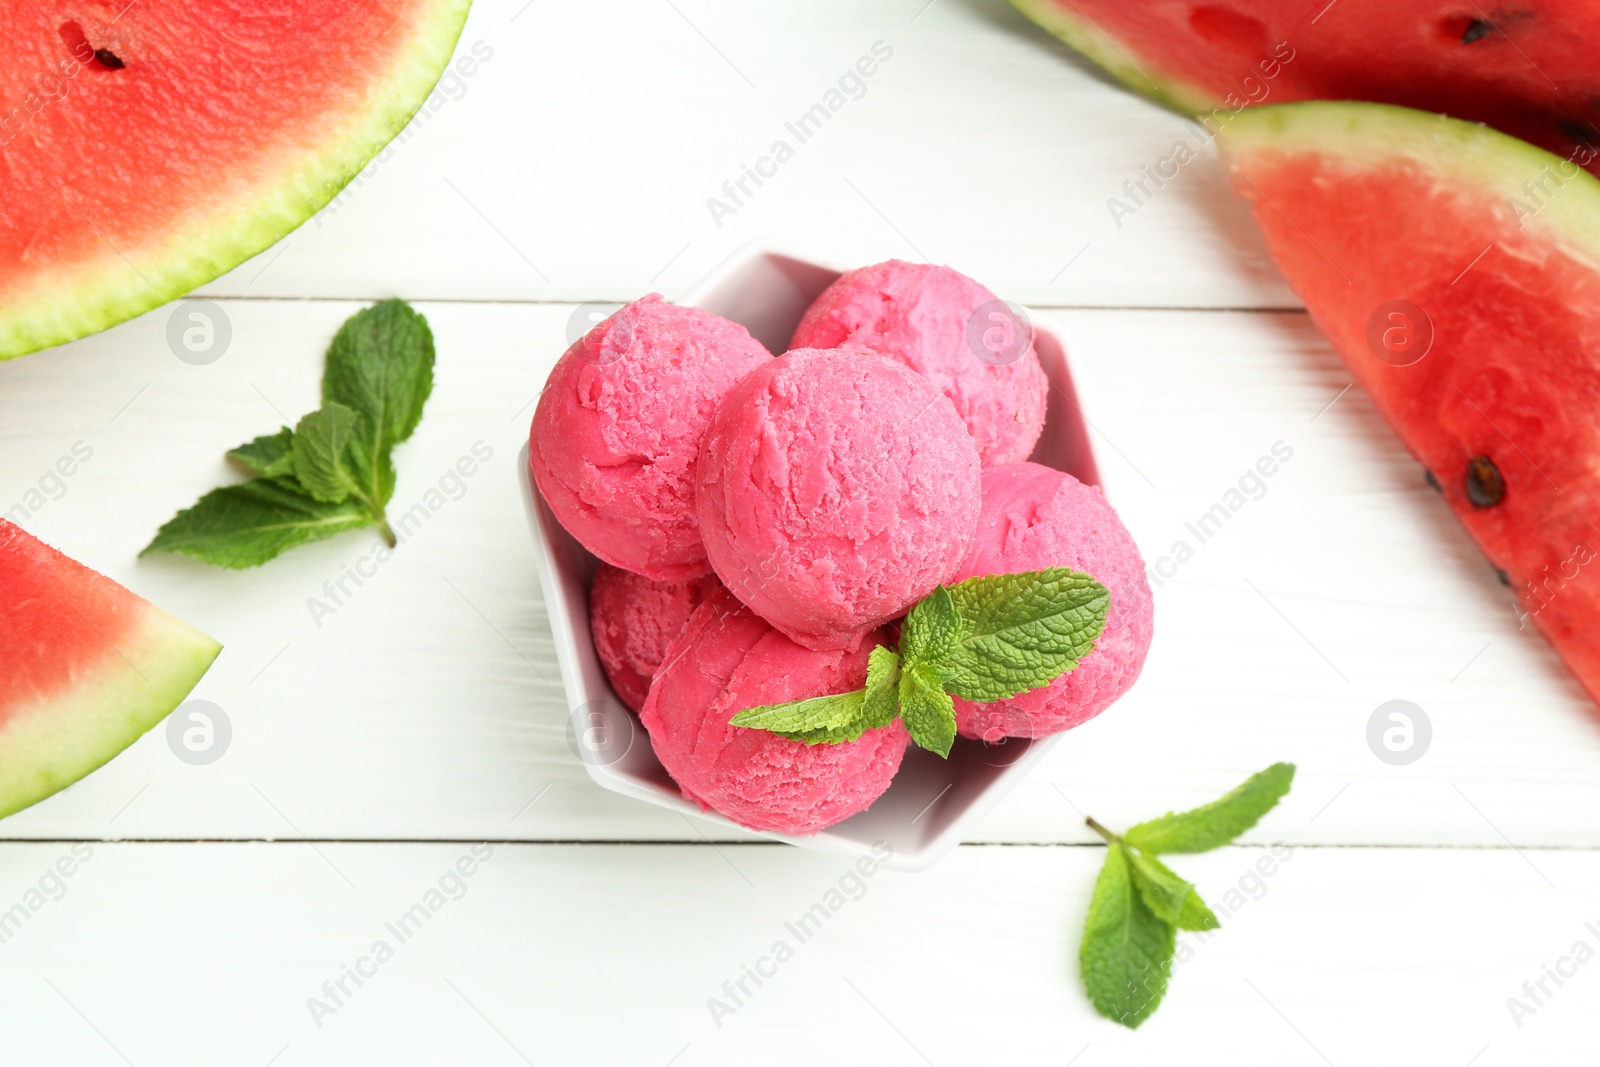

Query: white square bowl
left=519, top=242, right=1103, bottom=871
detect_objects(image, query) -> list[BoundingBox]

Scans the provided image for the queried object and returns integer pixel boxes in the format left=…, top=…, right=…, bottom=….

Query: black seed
left=1424, top=469, right=1442, bottom=493
left=1562, top=120, right=1600, bottom=147
left=1465, top=455, right=1506, bottom=508
left=1461, top=18, right=1493, bottom=43
left=93, top=48, right=124, bottom=69
left=1494, top=567, right=1510, bottom=586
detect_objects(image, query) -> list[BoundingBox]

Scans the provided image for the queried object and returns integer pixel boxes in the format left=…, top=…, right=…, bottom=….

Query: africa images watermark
left=3, top=440, right=94, bottom=525
left=1174, top=842, right=1293, bottom=965
left=1145, top=440, right=1295, bottom=590
left=315, top=39, right=496, bottom=226
left=706, top=40, right=895, bottom=229
left=0, top=28, right=127, bottom=149
left=706, top=841, right=894, bottom=1027
left=1106, top=41, right=1296, bottom=230
left=1512, top=539, right=1596, bottom=632
left=305, top=441, right=494, bottom=628
left=0, top=844, right=95, bottom=946
left=305, top=844, right=495, bottom=1028
left=1506, top=137, right=1600, bottom=230
left=1505, top=915, right=1600, bottom=1029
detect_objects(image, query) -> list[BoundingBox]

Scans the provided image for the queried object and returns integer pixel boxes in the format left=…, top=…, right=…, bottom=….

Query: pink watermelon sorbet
left=530, top=295, right=771, bottom=581
left=791, top=260, right=1048, bottom=467
left=696, top=347, right=981, bottom=651
left=641, top=588, right=910, bottom=835
left=952, top=463, right=1153, bottom=741
left=589, top=564, right=722, bottom=712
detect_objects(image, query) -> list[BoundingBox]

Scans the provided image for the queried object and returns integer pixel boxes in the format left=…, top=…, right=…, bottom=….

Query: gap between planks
left=0, top=838, right=1595, bottom=851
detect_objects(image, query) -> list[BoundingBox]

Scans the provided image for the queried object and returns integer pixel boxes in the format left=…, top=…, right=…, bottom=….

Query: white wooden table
left=3, top=1, right=1596, bottom=1063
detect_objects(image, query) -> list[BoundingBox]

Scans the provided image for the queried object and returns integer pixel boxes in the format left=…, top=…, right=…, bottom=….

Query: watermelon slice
left=0, top=1, right=471, bottom=360
left=1216, top=101, right=1600, bottom=703
left=1, top=521, right=220, bottom=819
left=1010, top=0, right=1600, bottom=174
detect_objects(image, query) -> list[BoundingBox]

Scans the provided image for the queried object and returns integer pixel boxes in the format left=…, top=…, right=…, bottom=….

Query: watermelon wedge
left=1216, top=101, right=1600, bottom=703
left=1010, top=0, right=1600, bottom=174
left=0, top=1, right=471, bottom=360
left=1, top=521, right=220, bottom=819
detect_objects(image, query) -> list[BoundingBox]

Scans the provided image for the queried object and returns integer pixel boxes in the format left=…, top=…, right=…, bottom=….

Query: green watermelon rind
left=0, top=604, right=220, bottom=820
left=1216, top=101, right=1600, bottom=264
left=0, top=0, right=473, bottom=361
left=1007, top=0, right=1221, bottom=114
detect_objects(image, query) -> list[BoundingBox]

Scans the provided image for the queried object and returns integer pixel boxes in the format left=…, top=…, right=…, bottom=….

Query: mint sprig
left=1123, top=761, right=1296, bottom=854
left=1079, top=763, right=1295, bottom=1028
left=729, top=567, right=1109, bottom=757
left=142, top=300, right=434, bottom=568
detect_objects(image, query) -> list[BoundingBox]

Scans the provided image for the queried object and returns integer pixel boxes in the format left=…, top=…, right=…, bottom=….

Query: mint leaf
left=147, top=300, right=433, bottom=567
left=1175, top=886, right=1221, bottom=933
left=1123, top=847, right=1219, bottom=931
left=768, top=646, right=904, bottom=745
left=860, top=645, right=902, bottom=727
left=730, top=690, right=866, bottom=734
left=901, top=584, right=961, bottom=666
left=1124, top=763, right=1296, bottom=855
left=941, top=568, right=1109, bottom=702
left=1080, top=844, right=1174, bottom=1029
left=1077, top=762, right=1291, bottom=1025
left=141, top=479, right=371, bottom=569
left=899, top=660, right=956, bottom=757
left=1121, top=844, right=1189, bottom=925
left=321, top=299, right=434, bottom=512
left=227, top=429, right=295, bottom=479
left=292, top=403, right=365, bottom=505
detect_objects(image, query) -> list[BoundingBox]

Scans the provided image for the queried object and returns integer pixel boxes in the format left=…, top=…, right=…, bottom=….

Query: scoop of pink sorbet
left=641, top=587, right=910, bottom=835
left=791, top=260, right=1048, bottom=467
left=696, top=347, right=981, bottom=651
left=951, top=463, right=1153, bottom=741
left=530, top=295, right=771, bottom=581
left=589, top=564, right=722, bottom=712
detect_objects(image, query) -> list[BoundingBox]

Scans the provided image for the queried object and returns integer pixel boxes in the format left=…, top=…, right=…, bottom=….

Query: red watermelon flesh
left=1010, top=0, right=1600, bottom=175
left=1, top=521, right=220, bottom=819
left=0, top=0, right=470, bottom=360
left=1218, top=101, right=1600, bottom=704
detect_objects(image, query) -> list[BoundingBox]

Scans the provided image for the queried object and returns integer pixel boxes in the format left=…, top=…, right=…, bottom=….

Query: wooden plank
left=0, top=842, right=1591, bottom=1064
left=187, top=0, right=1299, bottom=310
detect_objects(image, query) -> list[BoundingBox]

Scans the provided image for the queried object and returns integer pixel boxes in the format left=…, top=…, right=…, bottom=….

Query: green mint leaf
left=1080, top=844, right=1175, bottom=1029
left=291, top=402, right=369, bottom=506
left=321, top=298, right=434, bottom=510
left=899, top=660, right=956, bottom=758
left=940, top=568, right=1109, bottom=702
left=900, top=584, right=961, bottom=666
left=1123, top=846, right=1218, bottom=931
left=1121, top=844, right=1189, bottom=925
left=1175, top=886, right=1221, bottom=933
left=770, top=646, right=904, bottom=746
left=227, top=429, right=295, bottom=479
left=730, top=690, right=865, bottom=734
left=1124, top=763, right=1296, bottom=855
left=861, top=645, right=902, bottom=727
left=140, top=479, right=371, bottom=569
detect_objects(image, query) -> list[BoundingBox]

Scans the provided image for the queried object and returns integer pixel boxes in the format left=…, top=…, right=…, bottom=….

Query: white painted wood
left=3, top=0, right=1596, bottom=1054
left=2, top=300, right=1596, bottom=846
left=0, top=842, right=1593, bottom=1066
left=187, top=0, right=1299, bottom=310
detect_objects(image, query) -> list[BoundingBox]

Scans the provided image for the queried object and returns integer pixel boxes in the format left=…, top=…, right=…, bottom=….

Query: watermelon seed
left=92, top=48, right=125, bottom=70
left=1460, top=18, right=1494, bottom=43
left=1561, top=120, right=1600, bottom=148
left=1494, top=568, right=1510, bottom=586
left=1465, top=455, right=1506, bottom=508
left=1424, top=469, right=1441, bottom=493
